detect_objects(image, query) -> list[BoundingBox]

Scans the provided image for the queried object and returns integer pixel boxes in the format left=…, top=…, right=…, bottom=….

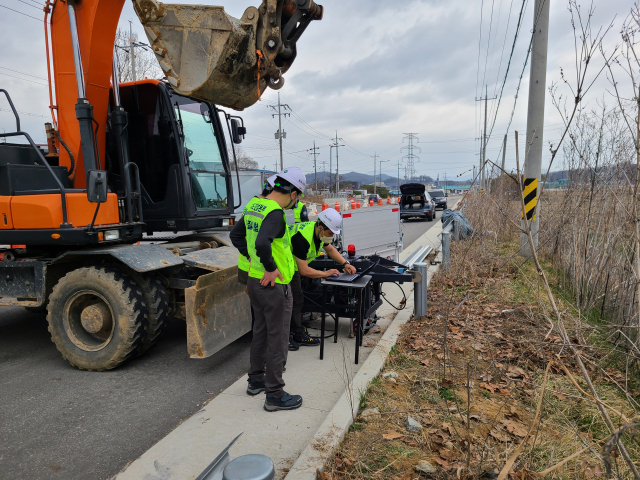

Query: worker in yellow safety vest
left=230, top=167, right=306, bottom=412
left=293, top=199, right=308, bottom=223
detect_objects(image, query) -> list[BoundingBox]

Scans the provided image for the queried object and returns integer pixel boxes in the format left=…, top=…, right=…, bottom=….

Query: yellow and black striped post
left=522, top=178, right=537, bottom=221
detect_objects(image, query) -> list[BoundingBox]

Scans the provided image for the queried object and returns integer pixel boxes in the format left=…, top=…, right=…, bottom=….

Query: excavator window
left=111, top=83, right=181, bottom=205
left=171, top=95, right=228, bottom=210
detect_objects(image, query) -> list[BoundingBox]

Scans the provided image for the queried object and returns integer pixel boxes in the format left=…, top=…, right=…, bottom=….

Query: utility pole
left=401, top=133, right=420, bottom=182
left=373, top=152, right=377, bottom=195
left=521, top=0, right=550, bottom=254
left=475, top=86, right=496, bottom=191
left=269, top=92, right=290, bottom=170
left=330, top=132, right=344, bottom=193
left=129, top=20, right=136, bottom=81
left=309, top=141, right=320, bottom=192
left=397, top=158, right=402, bottom=190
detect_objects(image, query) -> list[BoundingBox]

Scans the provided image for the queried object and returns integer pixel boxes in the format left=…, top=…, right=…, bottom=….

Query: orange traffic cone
left=386, top=197, right=391, bottom=204
left=322, top=202, right=327, bottom=211
left=378, top=198, right=383, bottom=205
left=369, top=199, right=374, bottom=207
left=356, top=201, right=361, bottom=209
left=350, top=199, right=356, bottom=209
left=335, top=202, right=341, bottom=212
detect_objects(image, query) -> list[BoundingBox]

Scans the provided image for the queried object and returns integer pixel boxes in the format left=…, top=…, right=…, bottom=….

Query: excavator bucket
left=180, top=245, right=252, bottom=359
left=134, top=0, right=323, bottom=110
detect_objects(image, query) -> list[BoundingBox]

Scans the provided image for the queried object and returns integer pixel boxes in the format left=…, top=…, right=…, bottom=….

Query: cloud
left=0, top=0, right=634, bottom=181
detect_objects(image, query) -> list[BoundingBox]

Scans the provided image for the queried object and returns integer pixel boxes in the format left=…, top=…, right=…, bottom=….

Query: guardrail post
left=413, top=262, right=428, bottom=318
left=442, top=230, right=451, bottom=270
left=452, top=218, right=459, bottom=241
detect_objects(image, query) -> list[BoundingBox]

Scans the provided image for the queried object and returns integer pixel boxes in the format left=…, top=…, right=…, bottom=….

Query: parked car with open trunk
left=399, top=183, right=436, bottom=221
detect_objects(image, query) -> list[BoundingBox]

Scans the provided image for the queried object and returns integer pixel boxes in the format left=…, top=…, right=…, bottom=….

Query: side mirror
left=87, top=170, right=108, bottom=203
left=230, top=118, right=246, bottom=144
left=445, top=193, right=449, bottom=197
left=200, top=103, right=212, bottom=123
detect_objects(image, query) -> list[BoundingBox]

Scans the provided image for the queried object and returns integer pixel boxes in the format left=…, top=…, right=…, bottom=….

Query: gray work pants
left=247, top=277, right=293, bottom=397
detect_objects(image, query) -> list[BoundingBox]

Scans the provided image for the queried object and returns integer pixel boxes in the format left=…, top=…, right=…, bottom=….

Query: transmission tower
left=401, top=133, right=420, bottom=182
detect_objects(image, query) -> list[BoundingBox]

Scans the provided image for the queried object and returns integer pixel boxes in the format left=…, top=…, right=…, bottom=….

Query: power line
left=16, top=0, right=41, bottom=10
left=0, top=66, right=48, bottom=82
left=488, top=0, right=543, bottom=163
left=0, top=4, right=42, bottom=21
left=0, top=107, right=48, bottom=118
left=0, top=71, right=48, bottom=86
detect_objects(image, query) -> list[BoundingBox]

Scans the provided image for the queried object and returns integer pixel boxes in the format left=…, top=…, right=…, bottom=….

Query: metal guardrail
left=404, top=245, right=433, bottom=270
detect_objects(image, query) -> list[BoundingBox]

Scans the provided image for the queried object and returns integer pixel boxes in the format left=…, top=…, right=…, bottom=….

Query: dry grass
left=323, top=205, right=640, bottom=479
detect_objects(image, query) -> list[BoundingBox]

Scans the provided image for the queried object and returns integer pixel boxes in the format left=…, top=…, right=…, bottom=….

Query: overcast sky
left=0, top=0, right=633, bottom=181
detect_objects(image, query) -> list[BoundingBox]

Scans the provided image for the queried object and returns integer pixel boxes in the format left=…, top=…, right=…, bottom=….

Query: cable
left=380, top=282, right=406, bottom=311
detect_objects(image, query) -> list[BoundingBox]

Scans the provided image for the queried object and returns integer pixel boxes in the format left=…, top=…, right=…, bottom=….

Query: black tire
left=46, top=266, right=147, bottom=371
left=130, top=273, right=169, bottom=353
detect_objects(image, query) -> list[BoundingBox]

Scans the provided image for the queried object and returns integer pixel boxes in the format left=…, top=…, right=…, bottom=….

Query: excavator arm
left=49, top=0, right=322, bottom=187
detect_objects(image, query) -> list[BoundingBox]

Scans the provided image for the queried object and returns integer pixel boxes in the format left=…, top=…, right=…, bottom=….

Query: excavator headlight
left=104, top=230, right=120, bottom=241
left=222, top=219, right=230, bottom=227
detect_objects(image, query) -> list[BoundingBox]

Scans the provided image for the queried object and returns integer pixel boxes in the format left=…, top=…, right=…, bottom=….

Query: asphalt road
left=0, top=214, right=444, bottom=480
left=0, top=312, right=251, bottom=480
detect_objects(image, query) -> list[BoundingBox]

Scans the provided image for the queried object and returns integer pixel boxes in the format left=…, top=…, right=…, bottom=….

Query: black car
left=399, top=183, right=436, bottom=221
left=428, top=189, right=447, bottom=210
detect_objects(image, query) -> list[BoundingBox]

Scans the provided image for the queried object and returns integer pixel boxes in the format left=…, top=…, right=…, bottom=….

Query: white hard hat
left=318, top=208, right=342, bottom=234
left=274, top=166, right=306, bottom=193
left=266, top=174, right=277, bottom=187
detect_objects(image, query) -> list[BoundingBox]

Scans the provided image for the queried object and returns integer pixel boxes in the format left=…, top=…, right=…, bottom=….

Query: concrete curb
left=284, top=240, right=443, bottom=480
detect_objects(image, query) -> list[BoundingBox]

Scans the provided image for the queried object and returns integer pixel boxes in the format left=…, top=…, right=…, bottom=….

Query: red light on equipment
left=348, top=244, right=356, bottom=257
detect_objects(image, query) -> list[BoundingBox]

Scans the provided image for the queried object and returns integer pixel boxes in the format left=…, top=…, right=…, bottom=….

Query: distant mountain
left=306, top=171, right=434, bottom=187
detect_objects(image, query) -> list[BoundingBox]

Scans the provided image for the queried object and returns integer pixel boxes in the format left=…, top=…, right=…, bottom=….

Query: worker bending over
left=288, top=208, right=357, bottom=350
left=230, top=167, right=306, bottom=412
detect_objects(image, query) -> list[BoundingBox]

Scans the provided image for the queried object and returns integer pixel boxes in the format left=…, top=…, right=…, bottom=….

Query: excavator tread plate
left=53, top=244, right=183, bottom=272
left=180, top=245, right=239, bottom=272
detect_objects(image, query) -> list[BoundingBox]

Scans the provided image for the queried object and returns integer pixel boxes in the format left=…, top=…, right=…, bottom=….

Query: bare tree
left=229, top=146, right=259, bottom=170
left=114, top=28, right=163, bottom=83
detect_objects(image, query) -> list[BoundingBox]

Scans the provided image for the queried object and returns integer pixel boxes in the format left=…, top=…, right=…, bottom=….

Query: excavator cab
left=106, top=80, right=240, bottom=233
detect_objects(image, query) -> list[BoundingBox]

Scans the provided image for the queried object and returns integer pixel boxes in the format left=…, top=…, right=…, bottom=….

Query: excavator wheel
left=129, top=273, right=169, bottom=354
left=46, top=266, right=147, bottom=371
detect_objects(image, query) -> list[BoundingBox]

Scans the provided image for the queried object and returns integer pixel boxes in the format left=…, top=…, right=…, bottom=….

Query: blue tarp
left=441, top=209, right=474, bottom=238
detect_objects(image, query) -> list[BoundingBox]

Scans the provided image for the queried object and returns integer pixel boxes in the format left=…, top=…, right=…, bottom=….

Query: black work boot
left=264, top=391, right=303, bottom=412
left=288, top=336, right=300, bottom=351
left=246, top=378, right=266, bottom=396
left=293, top=328, right=320, bottom=347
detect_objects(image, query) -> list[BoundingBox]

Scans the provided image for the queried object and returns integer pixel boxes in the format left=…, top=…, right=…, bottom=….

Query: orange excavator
left=0, top=0, right=322, bottom=370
